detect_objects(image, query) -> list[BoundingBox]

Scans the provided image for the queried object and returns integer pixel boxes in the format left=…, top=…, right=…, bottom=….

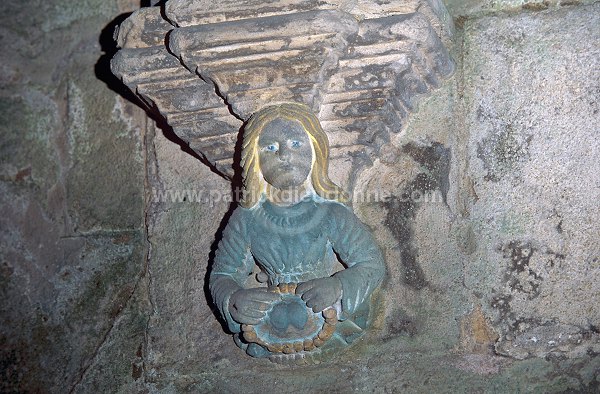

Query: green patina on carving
left=209, top=103, right=385, bottom=363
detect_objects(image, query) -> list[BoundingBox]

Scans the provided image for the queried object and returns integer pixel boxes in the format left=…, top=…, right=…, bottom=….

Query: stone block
left=461, top=3, right=600, bottom=358
left=0, top=1, right=147, bottom=391
left=111, top=1, right=455, bottom=186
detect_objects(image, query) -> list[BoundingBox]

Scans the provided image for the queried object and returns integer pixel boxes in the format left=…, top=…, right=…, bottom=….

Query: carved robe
left=209, top=194, right=385, bottom=336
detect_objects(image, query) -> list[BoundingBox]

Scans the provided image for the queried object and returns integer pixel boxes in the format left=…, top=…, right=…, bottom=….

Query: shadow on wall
left=95, top=10, right=210, bottom=173
left=141, top=0, right=165, bottom=6
left=95, top=2, right=245, bottom=184
left=93, top=1, right=244, bottom=335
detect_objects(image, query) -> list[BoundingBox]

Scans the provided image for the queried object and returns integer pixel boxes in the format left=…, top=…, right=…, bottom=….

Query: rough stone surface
left=111, top=0, right=455, bottom=189
left=445, top=0, right=599, bottom=18
left=2, top=0, right=599, bottom=392
left=137, top=1, right=598, bottom=392
left=460, top=3, right=600, bottom=360
left=141, top=83, right=599, bottom=392
left=0, top=0, right=148, bottom=392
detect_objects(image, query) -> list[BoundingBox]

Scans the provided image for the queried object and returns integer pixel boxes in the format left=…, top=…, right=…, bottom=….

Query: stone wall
left=0, top=1, right=149, bottom=392
left=1, top=0, right=598, bottom=392
left=141, top=1, right=599, bottom=391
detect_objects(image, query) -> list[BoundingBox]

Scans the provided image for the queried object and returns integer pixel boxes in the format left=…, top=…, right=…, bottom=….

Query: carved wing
left=111, top=0, right=454, bottom=188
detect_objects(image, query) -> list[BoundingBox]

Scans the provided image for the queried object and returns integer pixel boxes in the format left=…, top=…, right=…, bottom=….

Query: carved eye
left=290, top=140, right=302, bottom=148
left=264, top=143, right=278, bottom=152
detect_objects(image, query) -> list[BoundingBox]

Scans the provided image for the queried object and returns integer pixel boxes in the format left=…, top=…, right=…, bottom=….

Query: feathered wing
left=111, top=1, right=454, bottom=186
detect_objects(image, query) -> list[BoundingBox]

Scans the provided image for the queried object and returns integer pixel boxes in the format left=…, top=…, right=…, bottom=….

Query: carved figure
left=209, top=103, right=385, bottom=362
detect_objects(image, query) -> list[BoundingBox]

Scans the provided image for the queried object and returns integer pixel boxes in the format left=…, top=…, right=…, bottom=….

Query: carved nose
left=278, top=147, right=291, bottom=162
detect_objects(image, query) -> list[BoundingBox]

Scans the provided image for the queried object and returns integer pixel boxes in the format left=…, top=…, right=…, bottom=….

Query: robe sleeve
left=329, top=203, right=385, bottom=316
left=209, top=207, right=254, bottom=333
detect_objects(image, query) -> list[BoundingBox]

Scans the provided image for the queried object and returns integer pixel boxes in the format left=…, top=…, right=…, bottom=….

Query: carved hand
left=228, top=288, right=280, bottom=325
left=296, top=277, right=342, bottom=313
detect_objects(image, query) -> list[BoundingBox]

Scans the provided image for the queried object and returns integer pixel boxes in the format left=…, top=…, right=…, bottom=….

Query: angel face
left=258, top=118, right=312, bottom=190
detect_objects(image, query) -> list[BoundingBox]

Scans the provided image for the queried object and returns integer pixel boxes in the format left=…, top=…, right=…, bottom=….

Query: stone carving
left=209, top=103, right=385, bottom=363
left=110, top=0, right=454, bottom=189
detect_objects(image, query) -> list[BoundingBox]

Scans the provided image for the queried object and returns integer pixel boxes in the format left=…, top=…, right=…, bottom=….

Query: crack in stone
left=68, top=265, right=146, bottom=394
left=68, top=120, right=154, bottom=394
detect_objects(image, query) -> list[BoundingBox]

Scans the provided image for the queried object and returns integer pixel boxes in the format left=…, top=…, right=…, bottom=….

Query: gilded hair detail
left=240, top=103, right=348, bottom=208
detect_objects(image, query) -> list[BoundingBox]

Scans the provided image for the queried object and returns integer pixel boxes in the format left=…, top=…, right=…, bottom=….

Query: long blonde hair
left=240, top=103, right=348, bottom=208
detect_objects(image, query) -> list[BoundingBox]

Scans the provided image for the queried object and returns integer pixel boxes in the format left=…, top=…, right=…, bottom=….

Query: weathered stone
left=168, top=10, right=359, bottom=118
left=73, top=283, right=149, bottom=393
left=459, top=304, right=500, bottom=353
left=0, top=93, right=60, bottom=209
left=0, top=0, right=147, bottom=392
left=461, top=3, right=600, bottom=359
left=65, top=55, right=145, bottom=232
left=111, top=1, right=455, bottom=187
left=116, top=8, right=173, bottom=49
left=445, top=0, right=599, bottom=18
left=137, top=0, right=599, bottom=382
left=3, top=0, right=600, bottom=392
left=0, top=182, right=145, bottom=392
left=163, top=0, right=454, bottom=43
left=142, top=125, right=246, bottom=381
